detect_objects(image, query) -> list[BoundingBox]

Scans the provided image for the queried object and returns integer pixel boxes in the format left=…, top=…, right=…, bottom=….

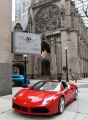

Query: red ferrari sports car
left=12, top=80, right=78, bottom=115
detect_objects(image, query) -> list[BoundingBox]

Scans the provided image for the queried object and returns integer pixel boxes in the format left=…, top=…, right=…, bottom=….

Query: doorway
left=42, top=60, right=50, bottom=75
left=13, top=63, right=24, bottom=75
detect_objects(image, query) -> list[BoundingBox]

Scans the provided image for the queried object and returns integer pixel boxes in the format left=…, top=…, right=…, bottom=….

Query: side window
left=61, top=81, right=68, bottom=89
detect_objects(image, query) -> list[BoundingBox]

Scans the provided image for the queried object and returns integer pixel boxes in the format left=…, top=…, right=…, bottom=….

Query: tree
left=75, top=0, right=88, bottom=17
left=80, top=0, right=88, bottom=17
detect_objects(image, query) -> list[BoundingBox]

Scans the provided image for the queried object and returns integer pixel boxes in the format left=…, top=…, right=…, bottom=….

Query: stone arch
left=41, top=60, right=50, bottom=75
left=41, top=41, right=50, bottom=53
left=12, top=63, right=24, bottom=75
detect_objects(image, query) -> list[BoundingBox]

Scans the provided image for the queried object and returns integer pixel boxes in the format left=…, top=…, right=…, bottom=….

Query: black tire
left=17, top=81, right=23, bottom=87
left=75, top=89, right=78, bottom=100
left=58, top=97, right=65, bottom=114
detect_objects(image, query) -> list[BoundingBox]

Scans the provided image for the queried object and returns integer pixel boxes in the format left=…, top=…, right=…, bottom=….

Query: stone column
left=70, top=30, right=80, bottom=79
left=26, top=56, right=31, bottom=78
left=83, top=60, right=86, bottom=78
left=0, top=0, right=12, bottom=96
left=81, top=60, right=83, bottom=78
left=38, top=59, right=42, bottom=77
left=61, top=30, right=68, bottom=79
left=29, top=3, right=35, bottom=33
left=85, top=61, right=87, bottom=77
left=34, top=56, right=38, bottom=78
left=50, top=37, right=56, bottom=78
left=82, top=47, right=85, bottom=77
left=81, top=43, right=84, bottom=78
left=55, top=36, right=62, bottom=79
left=28, top=5, right=35, bottom=78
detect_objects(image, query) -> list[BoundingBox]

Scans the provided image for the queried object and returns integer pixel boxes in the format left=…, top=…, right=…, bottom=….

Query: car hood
left=16, top=89, right=58, bottom=105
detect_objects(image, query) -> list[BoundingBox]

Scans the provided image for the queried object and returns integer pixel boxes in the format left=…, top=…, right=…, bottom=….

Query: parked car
left=12, top=80, right=78, bottom=115
left=12, top=74, right=30, bottom=86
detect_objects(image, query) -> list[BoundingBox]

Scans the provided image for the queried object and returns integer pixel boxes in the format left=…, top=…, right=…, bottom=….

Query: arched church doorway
left=12, top=63, right=24, bottom=75
left=41, top=41, right=50, bottom=54
left=42, top=60, right=50, bottom=75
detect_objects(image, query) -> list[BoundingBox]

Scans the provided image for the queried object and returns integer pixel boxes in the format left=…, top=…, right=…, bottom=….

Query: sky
left=12, top=0, right=15, bottom=21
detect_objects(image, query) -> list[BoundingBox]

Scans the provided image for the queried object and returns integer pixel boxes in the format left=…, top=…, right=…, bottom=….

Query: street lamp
left=65, top=47, right=69, bottom=82
left=23, top=54, right=28, bottom=87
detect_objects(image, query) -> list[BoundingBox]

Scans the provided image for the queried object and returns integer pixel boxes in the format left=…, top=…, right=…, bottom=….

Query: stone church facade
left=13, top=0, right=88, bottom=80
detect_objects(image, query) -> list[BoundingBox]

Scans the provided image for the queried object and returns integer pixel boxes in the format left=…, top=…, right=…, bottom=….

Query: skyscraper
left=15, top=0, right=31, bottom=21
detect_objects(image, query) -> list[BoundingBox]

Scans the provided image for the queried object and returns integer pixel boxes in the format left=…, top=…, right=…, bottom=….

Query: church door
left=42, top=60, right=50, bottom=75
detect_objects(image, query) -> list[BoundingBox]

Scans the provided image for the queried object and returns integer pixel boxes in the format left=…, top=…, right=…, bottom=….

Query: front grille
left=13, top=103, right=49, bottom=113
left=31, top=107, right=49, bottom=113
left=22, top=107, right=28, bottom=112
left=13, top=103, right=28, bottom=112
left=13, top=103, right=21, bottom=110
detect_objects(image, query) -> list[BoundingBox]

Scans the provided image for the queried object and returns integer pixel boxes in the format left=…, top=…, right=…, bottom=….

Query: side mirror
left=70, top=85, right=74, bottom=90
left=28, top=86, right=31, bottom=89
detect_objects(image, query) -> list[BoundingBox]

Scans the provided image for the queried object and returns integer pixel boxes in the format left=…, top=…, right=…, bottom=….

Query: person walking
left=71, top=73, right=74, bottom=81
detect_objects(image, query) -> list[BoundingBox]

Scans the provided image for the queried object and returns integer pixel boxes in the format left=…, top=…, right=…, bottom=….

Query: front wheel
left=58, top=97, right=65, bottom=114
left=17, top=81, right=23, bottom=87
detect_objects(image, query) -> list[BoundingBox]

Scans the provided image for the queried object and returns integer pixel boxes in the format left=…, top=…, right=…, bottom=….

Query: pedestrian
left=71, top=73, right=74, bottom=81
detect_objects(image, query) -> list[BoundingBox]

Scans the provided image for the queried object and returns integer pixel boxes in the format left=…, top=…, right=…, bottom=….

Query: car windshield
left=12, top=76, right=21, bottom=78
left=31, top=81, right=60, bottom=92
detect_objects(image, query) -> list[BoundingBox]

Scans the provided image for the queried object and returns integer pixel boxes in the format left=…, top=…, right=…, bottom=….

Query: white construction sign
left=12, top=32, right=41, bottom=55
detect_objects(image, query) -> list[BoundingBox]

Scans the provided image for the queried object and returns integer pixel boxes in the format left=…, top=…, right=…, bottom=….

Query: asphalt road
left=0, top=80, right=88, bottom=120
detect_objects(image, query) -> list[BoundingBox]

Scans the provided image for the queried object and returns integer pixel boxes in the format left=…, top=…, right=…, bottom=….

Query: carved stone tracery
left=14, top=23, right=23, bottom=31
left=35, top=4, right=61, bottom=33
left=71, top=7, right=76, bottom=28
left=61, top=4, right=65, bottom=20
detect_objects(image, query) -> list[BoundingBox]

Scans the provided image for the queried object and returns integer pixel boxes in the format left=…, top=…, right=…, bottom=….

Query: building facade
left=15, top=0, right=31, bottom=21
left=0, top=0, right=12, bottom=96
left=29, top=0, right=88, bottom=79
left=13, top=0, right=88, bottom=80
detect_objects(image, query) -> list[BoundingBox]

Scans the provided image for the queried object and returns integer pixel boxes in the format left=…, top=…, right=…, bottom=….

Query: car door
left=69, top=84, right=76, bottom=100
left=62, top=82, right=72, bottom=105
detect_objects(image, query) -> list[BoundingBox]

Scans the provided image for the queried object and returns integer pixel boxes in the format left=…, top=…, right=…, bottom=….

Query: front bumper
left=12, top=101, right=57, bottom=115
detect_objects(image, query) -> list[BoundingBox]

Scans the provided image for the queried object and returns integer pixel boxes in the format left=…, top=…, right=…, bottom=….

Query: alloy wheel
left=58, top=97, right=65, bottom=114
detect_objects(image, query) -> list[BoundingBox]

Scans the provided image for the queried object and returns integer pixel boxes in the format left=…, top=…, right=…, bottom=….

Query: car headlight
left=13, top=92, right=19, bottom=100
left=42, top=96, right=54, bottom=105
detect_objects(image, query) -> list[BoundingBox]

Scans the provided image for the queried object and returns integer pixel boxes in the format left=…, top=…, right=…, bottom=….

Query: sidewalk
left=76, top=78, right=88, bottom=83
left=69, top=78, right=88, bottom=87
